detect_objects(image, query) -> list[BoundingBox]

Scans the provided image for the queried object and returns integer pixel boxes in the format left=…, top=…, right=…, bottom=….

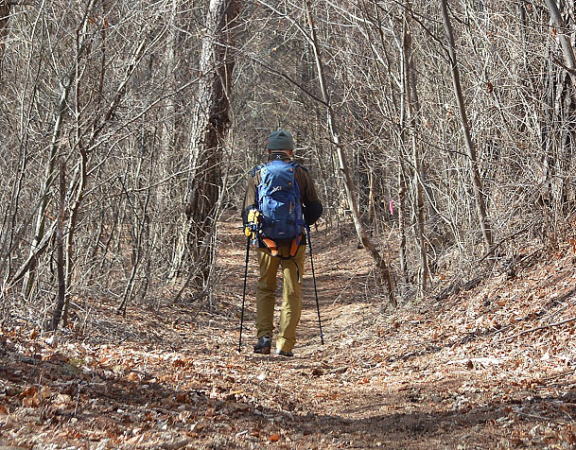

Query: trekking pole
left=306, top=225, right=324, bottom=345
left=238, top=236, right=251, bottom=352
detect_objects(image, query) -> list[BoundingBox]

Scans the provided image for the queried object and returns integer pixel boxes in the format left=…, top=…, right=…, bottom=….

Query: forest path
left=203, top=222, right=576, bottom=448
left=2, top=221, right=576, bottom=448
left=211, top=220, right=417, bottom=448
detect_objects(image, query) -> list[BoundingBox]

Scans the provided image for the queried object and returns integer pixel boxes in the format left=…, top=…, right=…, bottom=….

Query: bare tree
left=171, top=0, right=242, bottom=296
left=304, top=0, right=396, bottom=306
left=0, top=0, right=10, bottom=66
left=440, top=0, right=493, bottom=248
left=544, top=0, right=576, bottom=86
left=401, top=1, right=428, bottom=295
left=2, top=0, right=576, bottom=326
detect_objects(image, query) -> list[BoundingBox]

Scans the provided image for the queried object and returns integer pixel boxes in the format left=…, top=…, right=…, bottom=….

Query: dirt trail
left=1, top=222, right=576, bottom=448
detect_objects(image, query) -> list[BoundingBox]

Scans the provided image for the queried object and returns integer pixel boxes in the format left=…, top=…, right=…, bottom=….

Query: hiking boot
left=275, top=349, right=294, bottom=357
left=253, top=336, right=271, bottom=354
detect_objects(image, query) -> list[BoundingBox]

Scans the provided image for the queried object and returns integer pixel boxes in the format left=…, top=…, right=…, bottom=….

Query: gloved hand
left=244, top=209, right=261, bottom=239
left=303, top=201, right=323, bottom=226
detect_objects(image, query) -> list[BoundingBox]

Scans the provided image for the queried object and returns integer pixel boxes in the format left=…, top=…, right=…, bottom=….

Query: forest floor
left=2, top=221, right=576, bottom=449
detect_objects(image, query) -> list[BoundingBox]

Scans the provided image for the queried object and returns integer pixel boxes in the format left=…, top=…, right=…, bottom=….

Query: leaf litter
left=1, top=224, right=576, bottom=448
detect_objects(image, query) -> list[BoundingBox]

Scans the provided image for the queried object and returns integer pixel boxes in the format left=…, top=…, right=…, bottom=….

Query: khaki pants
left=256, top=245, right=306, bottom=353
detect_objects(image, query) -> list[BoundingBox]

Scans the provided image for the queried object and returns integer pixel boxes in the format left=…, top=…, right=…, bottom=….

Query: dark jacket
left=242, top=153, right=323, bottom=239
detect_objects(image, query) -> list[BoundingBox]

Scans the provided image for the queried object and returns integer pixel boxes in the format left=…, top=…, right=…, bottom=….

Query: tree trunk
left=21, top=79, right=72, bottom=299
left=401, top=3, right=428, bottom=294
left=171, top=0, right=241, bottom=292
left=0, top=0, right=10, bottom=69
left=545, top=0, right=576, bottom=87
left=440, top=0, right=493, bottom=248
left=397, top=159, right=409, bottom=281
left=48, top=159, right=67, bottom=331
left=542, top=0, right=576, bottom=218
left=304, top=0, right=396, bottom=306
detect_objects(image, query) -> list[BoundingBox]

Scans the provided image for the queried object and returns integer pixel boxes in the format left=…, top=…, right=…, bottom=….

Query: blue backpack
left=257, top=160, right=305, bottom=242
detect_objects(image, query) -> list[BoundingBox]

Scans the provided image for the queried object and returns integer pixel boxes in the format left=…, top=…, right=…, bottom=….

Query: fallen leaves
left=3, top=233, right=576, bottom=450
left=19, top=385, right=45, bottom=408
left=126, top=372, right=140, bottom=382
left=21, top=393, right=40, bottom=408
left=172, top=358, right=193, bottom=368
left=53, top=394, right=72, bottom=408
left=20, top=385, right=37, bottom=398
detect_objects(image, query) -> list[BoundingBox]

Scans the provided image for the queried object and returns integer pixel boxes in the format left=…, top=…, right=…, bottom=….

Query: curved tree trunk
left=304, top=0, right=395, bottom=306
left=171, top=0, right=241, bottom=293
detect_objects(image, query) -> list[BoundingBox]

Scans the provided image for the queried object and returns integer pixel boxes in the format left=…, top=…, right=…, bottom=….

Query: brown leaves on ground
left=1, top=225, right=576, bottom=448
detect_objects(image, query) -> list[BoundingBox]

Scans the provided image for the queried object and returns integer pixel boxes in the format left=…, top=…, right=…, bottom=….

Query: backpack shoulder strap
left=249, top=164, right=264, bottom=177
left=287, top=160, right=312, bottom=173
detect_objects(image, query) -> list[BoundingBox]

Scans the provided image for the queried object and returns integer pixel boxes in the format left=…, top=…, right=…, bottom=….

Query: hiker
left=242, top=130, right=323, bottom=357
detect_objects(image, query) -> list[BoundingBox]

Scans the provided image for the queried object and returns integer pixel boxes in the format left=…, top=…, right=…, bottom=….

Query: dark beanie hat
left=266, top=130, right=295, bottom=151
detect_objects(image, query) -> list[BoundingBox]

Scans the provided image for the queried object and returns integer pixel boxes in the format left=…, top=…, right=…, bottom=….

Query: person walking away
left=242, top=130, right=323, bottom=356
